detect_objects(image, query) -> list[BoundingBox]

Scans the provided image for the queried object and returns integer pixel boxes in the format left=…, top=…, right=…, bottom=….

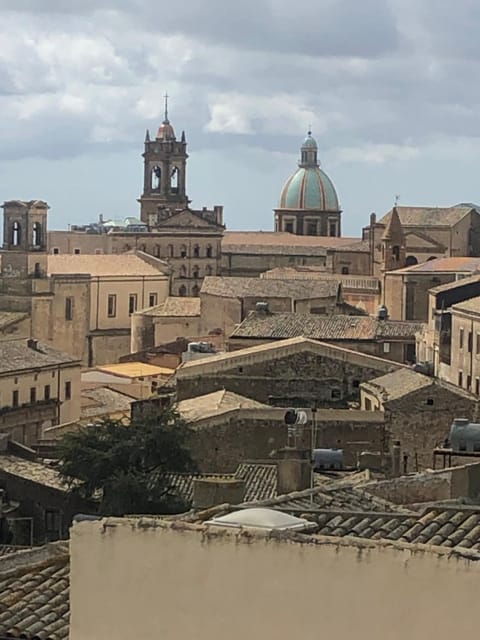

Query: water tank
left=312, top=448, right=343, bottom=471
left=187, top=341, right=213, bottom=353
left=449, top=419, right=480, bottom=453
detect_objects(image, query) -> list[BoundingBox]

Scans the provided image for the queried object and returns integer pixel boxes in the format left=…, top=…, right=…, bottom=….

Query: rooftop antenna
left=394, top=194, right=401, bottom=206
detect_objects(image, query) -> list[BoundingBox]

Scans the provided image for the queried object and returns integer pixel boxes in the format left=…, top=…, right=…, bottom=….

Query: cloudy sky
left=1, top=0, right=480, bottom=235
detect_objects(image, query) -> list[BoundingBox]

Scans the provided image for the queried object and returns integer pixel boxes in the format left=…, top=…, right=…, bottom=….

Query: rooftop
left=429, top=274, right=480, bottom=295
left=0, top=454, right=67, bottom=492
left=139, top=296, right=201, bottom=317
left=94, top=362, right=175, bottom=379
left=222, top=232, right=365, bottom=256
left=177, top=390, right=270, bottom=423
left=0, top=339, right=79, bottom=375
left=451, top=295, right=480, bottom=315
left=261, top=268, right=380, bottom=292
left=80, top=385, right=135, bottom=420
left=379, top=205, right=474, bottom=228
left=0, top=311, right=29, bottom=331
left=200, top=276, right=341, bottom=300
left=177, top=336, right=402, bottom=377
left=361, top=368, right=433, bottom=402
left=230, top=312, right=424, bottom=342
left=47, top=252, right=168, bottom=277
left=0, top=542, right=69, bottom=640
left=389, top=257, right=480, bottom=275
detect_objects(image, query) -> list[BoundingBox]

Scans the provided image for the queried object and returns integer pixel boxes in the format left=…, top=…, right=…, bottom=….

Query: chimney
left=370, top=212, right=376, bottom=225
left=255, top=301, right=270, bottom=316
left=391, top=441, right=401, bottom=477
left=193, top=478, right=246, bottom=509
left=276, top=447, right=312, bottom=495
left=27, top=338, right=39, bottom=351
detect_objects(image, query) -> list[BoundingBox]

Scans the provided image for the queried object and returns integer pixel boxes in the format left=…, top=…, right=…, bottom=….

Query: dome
left=156, top=119, right=176, bottom=141
left=302, top=131, right=317, bottom=148
left=278, top=166, right=339, bottom=211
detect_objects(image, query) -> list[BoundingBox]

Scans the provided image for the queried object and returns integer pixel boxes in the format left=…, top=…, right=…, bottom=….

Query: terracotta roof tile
left=48, top=252, right=167, bottom=277
left=0, top=455, right=68, bottom=492
left=222, top=232, right=364, bottom=255
left=391, top=256, right=480, bottom=275
left=201, top=276, right=340, bottom=299
left=230, top=312, right=424, bottom=341
left=177, top=390, right=270, bottom=422
left=379, top=205, right=474, bottom=227
left=142, top=296, right=201, bottom=317
left=0, top=339, right=79, bottom=375
left=361, top=368, right=433, bottom=402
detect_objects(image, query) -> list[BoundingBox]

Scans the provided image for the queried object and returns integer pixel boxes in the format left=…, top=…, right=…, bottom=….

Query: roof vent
left=27, top=338, right=39, bottom=351
left=255, top=301, right=270, bottom=315
left=206, top=507, right=316, bottom=531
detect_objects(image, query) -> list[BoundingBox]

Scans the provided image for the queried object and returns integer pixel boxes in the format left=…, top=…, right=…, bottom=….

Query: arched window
left=124, top=244, right=132, bottom=251
left=193, top=265, right=200, bottom=279
left=392, top=246, right=400, bottom=260
left=179, top=265, right=187, bottom=278
left=180, top=244, right=187, bottom=259
left=151, top=166, right=161, bottom=190
left=193, top=244, right=200, bottom=258
left=32, top=222, right=42, bottom=247
left=168, top=244, right=174, bottom=258
left=206, top=244, right=212, bottom=258
left=405, top=255, right=418, bottom=267
left=192, top=284, right=200, bottom=297
left=139, top=244, right=147, bottom=253
left=179, top=285, right=187, bottom=297
left=170, top=166, right=179, bottom=194
left=154, top=244, right=161, bottom=258
left=205, top=265, right=213, bottom=276
left=427, top=256, right=437, bottom=261
left=11, top=221, right=21, bottom=246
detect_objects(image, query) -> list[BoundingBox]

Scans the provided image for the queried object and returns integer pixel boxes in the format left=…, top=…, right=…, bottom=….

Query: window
left=154, top=244, right=161, bottom=258
left=192, top=284, right=200, bottom=297
left=73, top=248, right=80, bottom=254
left=129, top=294, right=137, bottom=315
left=180, top=245, right=187, bottom=259
left=392, top=245, right=400, bottom=260
left=65, top=297, right=73, bottom=321
left=192, top=265, right=200, bottom=279
left=44, top=385, right=51, bottom=400
left=107, top=294, right=117, bottom=318
left=458, top=371, right=463, bottom=387
left=460, top=328, right=464, bottom=349
left=179, top=265, right=187, bottom=278
left=467, top=375, right=472, bottom=390
left=95, top=249, right=102, bottom=255
left=331, top=389, right=341, bottom=400
left=52, top=247, right=59, bottom=254
left=11, top=221, right=21, bottom=246
left=205, top=265, right=213, bottom=276
left=30, top=387, right=36, bottom=403
left=32, top=222, right=42, bottom=246
left=341, top=266, right=349, bottom=275
left=307, top=222, right=317, bottom=235
left=193, top=245, right=200, bottom=258
left=329, top=222, right=337, bottom=237
left=426, top=398, right=434, bottom=406
left=383, top=342, right=391, bottom=353
left=179, top=285, right=187, bottom=297
left=12, top=390, right=19, bottom=407
left=468, top=332, right=473, bottom=353
left=45, top=509, right=62, bottom=540
left=477, top=333, right=480, bottom=355
left=168, top=245, right=174, bottom=258
left=149, top=293, right=157, bottom=307
left=476, top=378, right=480, bottom=396
left=65, top=381, right=71, bottom=400
left=352, top=380, right=360, bottom=388
left=206, top=245, right=212, bottom=258
left=365, top=398, right=372, bottom=411
left=285, top=222, right=294, bottom=233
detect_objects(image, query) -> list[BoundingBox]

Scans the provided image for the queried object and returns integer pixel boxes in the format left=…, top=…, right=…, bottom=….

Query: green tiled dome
left=278, top=132, right=340, bottom=211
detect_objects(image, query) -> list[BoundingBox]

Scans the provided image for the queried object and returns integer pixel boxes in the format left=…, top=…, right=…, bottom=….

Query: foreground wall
left=70, top=519, right=479, bottom=640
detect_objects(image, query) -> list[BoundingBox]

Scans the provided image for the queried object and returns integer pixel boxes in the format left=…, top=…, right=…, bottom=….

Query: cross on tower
left=163, top=92, right=169, bottom=123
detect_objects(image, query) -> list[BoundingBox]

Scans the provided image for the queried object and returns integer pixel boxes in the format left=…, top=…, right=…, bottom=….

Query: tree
left=57, top=405, right=196, bottom=516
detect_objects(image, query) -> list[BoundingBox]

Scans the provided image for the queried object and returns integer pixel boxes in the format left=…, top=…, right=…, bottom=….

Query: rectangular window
left=44, top=385, right=50, bottom=401
left=65, top=381, right=71, bottom=400
left=383, top=342, right=391, bottom=353
left=285, top=222, right=294, bottom=233
left=45, top=509, right=62, bottom=540
left=73, top=248, right=80, bottom=254
left=65, top=297, right=73, bottom=321
left=30, top=387, right=36, bottom=403
left=107, top=294, right=116, bottom=318
left=95, top=249, right=102, bottom=255
left=149, top=293, right=158, bottom=307
left=52, top=247, right=59, bottom=254
left=329, top=222, right=337, bottom=237
left=12, top=390, right=19, bottom=407
left=365, top=397, right=372, bottom=411
left=477, top=333, right=480, bottom=355
left=129, top=294, right=137, bottom=315
left=458, top=371, right=463, bottom=387
left=467, top=375, right=472, bottom=390
left=459, top=328, right=464, bottom=349
left=476, top=378, right=480, bottom=396
left=468, top=332, right=473, bottom=353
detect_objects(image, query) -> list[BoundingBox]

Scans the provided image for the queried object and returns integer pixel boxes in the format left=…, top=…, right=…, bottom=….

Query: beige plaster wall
left=448, top=309, right=480, bottom=393
left=70, top=519, right=479, bottom=640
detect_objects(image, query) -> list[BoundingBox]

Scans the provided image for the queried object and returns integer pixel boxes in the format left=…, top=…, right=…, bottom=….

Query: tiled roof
left=390, top=257, right=480, bottom=275
left=80, top=385, right=134, bottom=420
left=311, top=507, right=480, bottom=551
left=361, top=368, right=433, bottom=402
left=429, top=274, right=480, bottom=295
left=178, top=390, right=270, bottom=422
left=200, top=276, right=340, bottom=299
left=0, top=455, right=67, bottom=492
left=141, top=297, right=201, bottom=317
left=0, top=542, right=69, bottom=640
left=0, top=312, right=29, bottom=331
left=94, top=362, right=175, bottom=378
left=222, top=232, right=363, bottom=256
left=48, top=252, right=167, bottom=277
left=379, top=205, right=474, bottom=227
left=261, top=268, right=380, bottom=292
left=0, top=339, right=79, bottom=375
left=451, top=295, right=480, bottom=315
left=230, top=312, right=424, bottom=341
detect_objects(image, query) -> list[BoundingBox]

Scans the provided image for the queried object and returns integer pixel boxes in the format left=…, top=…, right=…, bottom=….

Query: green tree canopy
left=57, top=405, right=196, bottom=516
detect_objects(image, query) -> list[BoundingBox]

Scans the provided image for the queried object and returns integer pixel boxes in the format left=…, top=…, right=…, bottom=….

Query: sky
left=1, top=1, right=480, bottom=236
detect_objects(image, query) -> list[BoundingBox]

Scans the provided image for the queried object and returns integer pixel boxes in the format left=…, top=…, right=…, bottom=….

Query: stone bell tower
left=1, top=200, right=49, bottom=278
left=381, top=206, right=406, bottom=273
left=139, top=94, right=189, bottom=226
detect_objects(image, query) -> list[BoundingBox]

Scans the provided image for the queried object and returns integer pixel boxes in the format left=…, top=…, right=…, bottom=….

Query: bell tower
left=1, top=200, right=48, bottom=278
left=139, top=94, right=189, bottom=226
left=381, top=207, right=406, bottom=272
